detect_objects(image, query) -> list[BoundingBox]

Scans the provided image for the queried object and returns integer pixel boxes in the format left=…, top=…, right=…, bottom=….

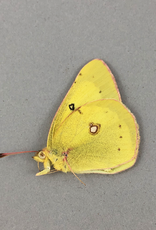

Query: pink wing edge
left=97, top=59, right=122, bottom=102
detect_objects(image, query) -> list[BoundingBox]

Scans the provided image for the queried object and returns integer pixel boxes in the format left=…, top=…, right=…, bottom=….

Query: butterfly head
left=33, top=148, right=49, bottom=163
left=32, top=148, right=52, bottom=176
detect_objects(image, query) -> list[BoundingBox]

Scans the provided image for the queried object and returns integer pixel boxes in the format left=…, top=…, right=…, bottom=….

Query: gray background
left=0, top=1, right=156, bottom=229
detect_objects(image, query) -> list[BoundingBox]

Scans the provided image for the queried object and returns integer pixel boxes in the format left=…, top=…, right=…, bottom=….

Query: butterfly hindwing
left=50, top=99, right=139, bottom=173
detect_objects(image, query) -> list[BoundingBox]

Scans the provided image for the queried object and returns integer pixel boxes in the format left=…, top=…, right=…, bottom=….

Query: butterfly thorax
left=48, top=149, right=69, bottom=173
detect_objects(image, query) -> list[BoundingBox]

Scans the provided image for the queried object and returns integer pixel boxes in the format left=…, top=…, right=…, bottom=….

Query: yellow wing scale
left=50, top=99, right=139, bottom=174
left=33, top=59, right=140, bottom=177
left=47, top=59, right=121, bottom=148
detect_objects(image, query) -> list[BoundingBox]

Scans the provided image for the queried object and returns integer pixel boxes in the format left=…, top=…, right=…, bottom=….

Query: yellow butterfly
left=1, top=59, right=140, bottom=183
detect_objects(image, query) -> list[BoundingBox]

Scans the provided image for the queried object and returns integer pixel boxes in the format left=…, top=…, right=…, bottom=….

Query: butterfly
left=1, top=59, right=140, bottom=184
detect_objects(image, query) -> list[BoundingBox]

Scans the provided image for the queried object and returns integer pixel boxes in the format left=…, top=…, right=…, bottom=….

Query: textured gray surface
left=0, top=1, right=156, bottom=229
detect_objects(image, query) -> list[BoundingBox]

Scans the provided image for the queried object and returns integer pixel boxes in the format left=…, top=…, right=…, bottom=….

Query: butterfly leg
left=36, top=158, right=51, bottom=176
left=62, top=150, right=86, bottom=186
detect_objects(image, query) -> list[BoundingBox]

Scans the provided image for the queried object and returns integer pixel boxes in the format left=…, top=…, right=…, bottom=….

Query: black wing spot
left=74, top=81, right=76, bottom=84
left=69, top=103, right=75, bottom=110
left=119, top=125, right=121, bottom=128
left=120, top=136, right=122, bottom=138
left=118, top=148, right=121, bottom=151
left=55, top=158, right=58, bottom=161
left=99, top=90, right=102, bottom=93
left=62, top=152, right=68, bottom=157
left=78, top=109, right=82, bottom=114
left=79, top=73, right=82, bottom=76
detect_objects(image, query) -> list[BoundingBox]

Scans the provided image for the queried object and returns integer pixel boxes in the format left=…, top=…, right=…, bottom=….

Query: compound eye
left=38, top=151, right=46, bottom=159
